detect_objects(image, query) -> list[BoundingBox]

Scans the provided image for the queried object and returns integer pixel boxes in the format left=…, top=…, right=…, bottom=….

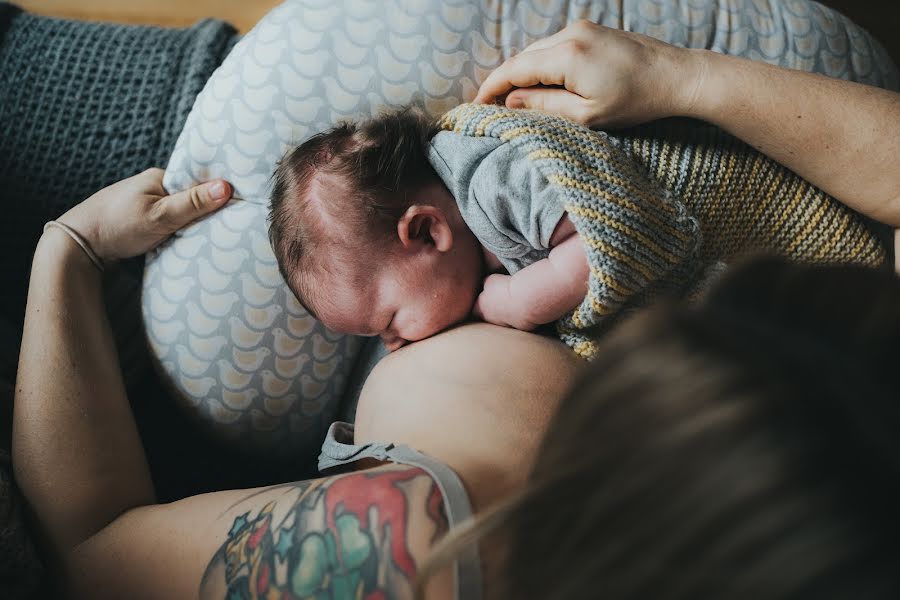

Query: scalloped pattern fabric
left=148, top=0, right=899, bottom=456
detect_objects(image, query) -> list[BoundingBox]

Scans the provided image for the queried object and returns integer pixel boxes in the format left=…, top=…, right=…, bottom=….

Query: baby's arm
left=473, top=234, right=588, bottom=330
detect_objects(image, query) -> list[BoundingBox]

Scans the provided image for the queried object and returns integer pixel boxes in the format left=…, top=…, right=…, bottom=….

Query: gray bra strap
left=319, top=421, right=483, bottom=600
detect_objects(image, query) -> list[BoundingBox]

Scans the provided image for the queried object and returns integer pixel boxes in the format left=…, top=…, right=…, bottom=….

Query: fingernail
left=209, top=181, right=228, bottom=201
left=507, top=96, right=524, bottom=109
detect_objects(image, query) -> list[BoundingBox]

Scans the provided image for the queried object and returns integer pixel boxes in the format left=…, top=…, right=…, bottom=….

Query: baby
left=269, top=103, right=886, bottom=357
left=268, top=106, right=589, bottom=352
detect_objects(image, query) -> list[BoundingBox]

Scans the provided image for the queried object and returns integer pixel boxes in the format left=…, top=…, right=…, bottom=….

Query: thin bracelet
left=43, top=221, right=105, bottom=273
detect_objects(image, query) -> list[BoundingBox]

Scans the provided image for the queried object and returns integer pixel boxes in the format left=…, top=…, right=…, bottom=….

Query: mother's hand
left=58, top=168, right=232, bottom=263
left=477, top=21, right=900, bottom=229
left=475, top=20, right=703, bottom=128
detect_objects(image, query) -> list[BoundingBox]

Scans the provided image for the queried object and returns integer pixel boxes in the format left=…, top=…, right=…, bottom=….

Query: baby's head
left=269, top=107, right=483, bottom=351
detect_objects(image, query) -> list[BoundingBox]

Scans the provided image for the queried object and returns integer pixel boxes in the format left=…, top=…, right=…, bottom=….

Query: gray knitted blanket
left=0, top=5, right=237, bottom=598
left=0, top=2, right=237, bottom=321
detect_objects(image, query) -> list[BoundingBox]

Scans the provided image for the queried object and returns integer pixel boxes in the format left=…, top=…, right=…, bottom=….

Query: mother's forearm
left=681, top=49, right=900, bottom=226
left=13, top=231, right=155, bottom=553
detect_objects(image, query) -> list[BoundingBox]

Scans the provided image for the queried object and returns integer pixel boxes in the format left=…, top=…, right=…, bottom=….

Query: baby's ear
left=397, top=205, right=453, bottom=252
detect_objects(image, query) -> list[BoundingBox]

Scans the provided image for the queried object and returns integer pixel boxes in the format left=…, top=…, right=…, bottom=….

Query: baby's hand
left=473, top=273, right=539, bottom=331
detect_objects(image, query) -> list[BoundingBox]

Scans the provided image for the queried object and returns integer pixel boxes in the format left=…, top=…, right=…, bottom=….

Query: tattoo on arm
left=202, top=468, right=447, bottom=599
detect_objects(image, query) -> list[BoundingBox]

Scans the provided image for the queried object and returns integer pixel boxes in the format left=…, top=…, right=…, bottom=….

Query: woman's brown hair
left=424, top=257, right=900, bottom=598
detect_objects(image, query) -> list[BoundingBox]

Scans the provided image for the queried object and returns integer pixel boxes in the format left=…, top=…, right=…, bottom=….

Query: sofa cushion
left=150, top=0, right=899, bottom=459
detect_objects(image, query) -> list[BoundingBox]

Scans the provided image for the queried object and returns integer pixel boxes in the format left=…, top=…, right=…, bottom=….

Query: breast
left=352, top=323, right=581, bottom=511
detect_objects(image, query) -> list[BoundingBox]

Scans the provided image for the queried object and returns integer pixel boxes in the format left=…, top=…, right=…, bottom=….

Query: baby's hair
left=268, top=105, right=440, bottom=318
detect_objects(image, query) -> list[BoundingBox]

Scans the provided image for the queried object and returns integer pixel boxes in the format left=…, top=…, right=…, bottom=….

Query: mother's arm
left=12, top=169, right=221, bottom=551
left=11, top=172, right=453, bottom=599
left=476, top=21, right=900, bottom=229
left=12, top=170, right=580, bottom=599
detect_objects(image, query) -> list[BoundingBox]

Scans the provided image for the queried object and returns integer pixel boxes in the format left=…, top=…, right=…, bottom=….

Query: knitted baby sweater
left=438, top=103, right=885, bottom=359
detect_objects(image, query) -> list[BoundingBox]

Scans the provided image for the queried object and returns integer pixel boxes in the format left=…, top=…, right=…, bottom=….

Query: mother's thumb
left=160, top=180, right=232, bottom=229
left=506, top=87, right=593, bottom=125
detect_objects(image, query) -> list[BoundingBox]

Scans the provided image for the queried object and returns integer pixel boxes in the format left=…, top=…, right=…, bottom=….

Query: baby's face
left=313, top=234, right=483, bottom=351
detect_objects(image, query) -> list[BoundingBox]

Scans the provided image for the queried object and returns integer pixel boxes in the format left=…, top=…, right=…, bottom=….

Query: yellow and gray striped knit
left=439, top=103, right=885, bottom=359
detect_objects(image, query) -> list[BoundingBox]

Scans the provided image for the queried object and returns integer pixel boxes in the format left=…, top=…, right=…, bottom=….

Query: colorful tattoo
left=205, top=468, right=446, bottom=600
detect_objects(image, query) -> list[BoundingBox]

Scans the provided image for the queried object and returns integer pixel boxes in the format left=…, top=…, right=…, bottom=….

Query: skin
left=473, top=217, right=589, bottom=331
left=313, top=178, right=590, bottom=351
left=12, top=168, right=579, bottom=599
left=313, top=180, right=486, bottom=352
left=475, top=21, right=900, bottom=230
left=317, top=21, right=900, bottom=348
left=14, top=18, right=900, bottom=600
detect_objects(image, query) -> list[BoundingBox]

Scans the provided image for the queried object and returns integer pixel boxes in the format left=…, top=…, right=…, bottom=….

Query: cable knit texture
left=439, top=104, right=886, bottom=359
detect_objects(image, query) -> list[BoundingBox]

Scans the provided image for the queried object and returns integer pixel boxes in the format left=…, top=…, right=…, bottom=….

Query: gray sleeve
left=470, top=142, right=566, bottom=252
left=427, top=131, right=566, bottom=274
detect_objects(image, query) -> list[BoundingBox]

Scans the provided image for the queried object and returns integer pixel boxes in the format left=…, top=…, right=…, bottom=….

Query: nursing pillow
left=145, top=0, right=899, bottom=457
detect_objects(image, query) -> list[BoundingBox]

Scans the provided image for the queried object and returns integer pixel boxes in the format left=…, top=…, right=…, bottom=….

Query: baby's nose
left=380, top=334, right=408, bottom=353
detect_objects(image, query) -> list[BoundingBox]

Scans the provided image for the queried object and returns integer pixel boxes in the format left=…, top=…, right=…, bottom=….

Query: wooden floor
left=15, top=0, right=281, bottom=33
left=13, top=0, right=900, bottom=63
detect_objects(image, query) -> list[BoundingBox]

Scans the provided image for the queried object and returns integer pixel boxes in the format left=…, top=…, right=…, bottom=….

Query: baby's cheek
left=407, top=302, right=453, bottom=341
left=421, top=307, right=450, bottom=338
left=444, top=293, right=474, bottom=330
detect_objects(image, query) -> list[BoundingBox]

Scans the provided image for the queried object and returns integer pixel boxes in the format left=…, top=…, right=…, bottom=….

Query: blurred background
left=13, top=0, right=900, bottom=64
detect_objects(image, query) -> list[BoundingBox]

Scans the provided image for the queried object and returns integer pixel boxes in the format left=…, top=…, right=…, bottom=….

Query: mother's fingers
left=476, top=20, right=604, bottom=103
left=137, top=167, right=168, bottom=196
left=475, top=45, right=574, bottom=104
left=506, top=87, right=594, bottom=124
left=151, top=180, right=232, bottom=232
left=516, top=19, right=596, bottom=55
